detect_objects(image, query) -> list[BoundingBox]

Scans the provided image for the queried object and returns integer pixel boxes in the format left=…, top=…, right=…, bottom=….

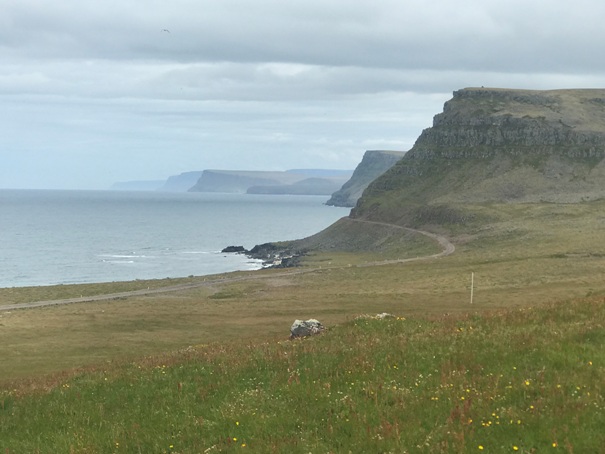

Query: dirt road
left=0, top=222, right=454, bottom=312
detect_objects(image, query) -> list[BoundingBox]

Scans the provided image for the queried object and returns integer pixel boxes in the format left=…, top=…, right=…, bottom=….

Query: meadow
left=1, top=200, right=604, bottom=452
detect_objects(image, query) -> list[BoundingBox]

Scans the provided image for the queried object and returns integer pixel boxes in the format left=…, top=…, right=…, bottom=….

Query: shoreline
left=0, top=225, right=456, bottom=312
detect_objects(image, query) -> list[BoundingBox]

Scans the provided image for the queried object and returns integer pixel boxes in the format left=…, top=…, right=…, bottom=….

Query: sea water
left=0, top=190, right=349, bottom=288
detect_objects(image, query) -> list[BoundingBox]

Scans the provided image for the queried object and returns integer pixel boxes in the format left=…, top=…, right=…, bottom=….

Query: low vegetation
left=1, top=199, right=605, bottom=452
left=1, top=297, right=604, bottom=453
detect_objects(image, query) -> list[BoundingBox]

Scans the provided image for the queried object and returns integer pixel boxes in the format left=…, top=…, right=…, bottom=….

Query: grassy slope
left=1, top=298, right=604, bottom=453
left=1, top=200, right=605, bottom=451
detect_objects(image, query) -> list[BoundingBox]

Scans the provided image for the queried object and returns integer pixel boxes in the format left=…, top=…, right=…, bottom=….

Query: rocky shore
left=221, top=243, right=307, bottom=268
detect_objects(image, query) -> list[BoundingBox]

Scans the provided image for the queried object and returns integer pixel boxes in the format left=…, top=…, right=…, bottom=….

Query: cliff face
left=353, top=88, right=605, bottom=224
left=248, top=177, right=351, bottom=195
left=161, top=171, right=203, bottom=192
left=326, top=150, right=405, bottom=207
left=188, top=169, right=352, bottom=194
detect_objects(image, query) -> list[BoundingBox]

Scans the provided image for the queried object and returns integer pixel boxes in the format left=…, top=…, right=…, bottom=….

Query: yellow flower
left=552, top=442, right=558, bottom=447
left=479, top=445, right=484, bottom=450
left=513, top=446, right=519, bottom=451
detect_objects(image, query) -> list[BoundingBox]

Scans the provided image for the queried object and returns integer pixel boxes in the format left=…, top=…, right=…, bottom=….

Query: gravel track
left=0, top=222, right=454, bottom=312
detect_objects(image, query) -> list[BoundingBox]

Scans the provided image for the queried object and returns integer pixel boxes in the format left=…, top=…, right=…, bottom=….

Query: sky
left=2, top=0, right=605, bottom=189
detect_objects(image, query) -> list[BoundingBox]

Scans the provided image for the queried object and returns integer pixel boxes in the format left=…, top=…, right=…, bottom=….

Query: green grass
left=1, top=200, right=605, bottom=451
left=2, top=297, right=604, bottom=453
left=1, top=201, right=605, bottom=381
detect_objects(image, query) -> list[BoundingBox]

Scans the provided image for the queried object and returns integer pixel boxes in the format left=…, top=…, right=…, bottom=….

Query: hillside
left=326, top=150, right=405, bottom=207
left=352, top=88, right=605, bottom=225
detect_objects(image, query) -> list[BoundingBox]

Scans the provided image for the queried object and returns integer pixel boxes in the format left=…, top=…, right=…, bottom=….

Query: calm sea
left=0, top=190, right=349, bottom=288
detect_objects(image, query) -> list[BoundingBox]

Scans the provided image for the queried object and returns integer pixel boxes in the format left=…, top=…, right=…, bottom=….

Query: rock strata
left=353, top=87, right=605, bottom=223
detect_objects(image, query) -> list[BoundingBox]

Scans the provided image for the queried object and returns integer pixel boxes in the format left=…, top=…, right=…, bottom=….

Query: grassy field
left=1, top=297, right=604, bottom=452
left=1, top=200, right=605, bottom=451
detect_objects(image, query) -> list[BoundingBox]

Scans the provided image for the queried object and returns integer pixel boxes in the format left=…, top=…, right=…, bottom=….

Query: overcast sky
left=2, top=0, right=605, bottom=189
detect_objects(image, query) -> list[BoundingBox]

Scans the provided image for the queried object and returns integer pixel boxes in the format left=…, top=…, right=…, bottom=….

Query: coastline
left=1, top=190, right=349, bottom=289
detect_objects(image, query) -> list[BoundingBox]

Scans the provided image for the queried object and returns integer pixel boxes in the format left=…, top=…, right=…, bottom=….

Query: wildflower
left=524, top=380, right=531, bottom=386
left=513, top=445, right=519, bottom=451
left=552, top=442, right=558, bottom=447
left=236, top=421, right=240, bottom=426
left=241, top=443, right=247, bottom=447
left=589, top=361, right=593, bottom=366
left=479, top=445, right=484, bottom=450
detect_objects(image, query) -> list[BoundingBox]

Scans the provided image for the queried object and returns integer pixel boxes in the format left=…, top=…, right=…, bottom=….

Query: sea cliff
left=353, top=88, right=605, bottom=225
left=326, top=150, right=405, bottom=207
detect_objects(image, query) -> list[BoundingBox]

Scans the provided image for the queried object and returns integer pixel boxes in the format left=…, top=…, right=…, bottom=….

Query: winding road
left=0, top=220, right=454, bottom=312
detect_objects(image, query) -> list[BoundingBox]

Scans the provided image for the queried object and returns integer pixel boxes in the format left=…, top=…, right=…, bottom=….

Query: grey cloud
left=2, top=0, right=605, bottom=189
left=3, top=0, right=605, bottom=73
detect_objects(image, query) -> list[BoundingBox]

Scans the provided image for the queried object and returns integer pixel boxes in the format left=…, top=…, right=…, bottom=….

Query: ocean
left=0, top=190, right=350, bottom=288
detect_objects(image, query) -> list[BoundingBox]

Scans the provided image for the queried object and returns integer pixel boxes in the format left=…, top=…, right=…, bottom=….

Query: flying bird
left=162, top=29, right=170, bottom=33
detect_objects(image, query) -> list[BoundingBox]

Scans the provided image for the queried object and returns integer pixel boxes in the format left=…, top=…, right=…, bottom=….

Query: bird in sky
left=162, top=29, right=170, bottom=33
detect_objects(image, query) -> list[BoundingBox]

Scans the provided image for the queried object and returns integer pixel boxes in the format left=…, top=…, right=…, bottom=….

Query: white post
left=470, top=272, right=474, bottom=304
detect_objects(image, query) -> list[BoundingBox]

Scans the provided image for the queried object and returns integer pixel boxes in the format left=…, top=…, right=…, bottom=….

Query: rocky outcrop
left=290, top=319, right=325, bottom=339
left=221, top=245, right=246, bottom=253
left=353, top=88, right=605, bottom=223
left=326, top=150, right=405, bottom=207
left=221, top=242, right=307, bottom=268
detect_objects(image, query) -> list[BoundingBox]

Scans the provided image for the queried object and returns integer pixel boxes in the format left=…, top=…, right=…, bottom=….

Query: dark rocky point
left=221, top=245, right=246, bottom=253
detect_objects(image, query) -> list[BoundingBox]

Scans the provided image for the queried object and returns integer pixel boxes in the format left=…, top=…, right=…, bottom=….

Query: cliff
left=189, top=169, right=352, bottom=194
left=248, top=177, right=351, bottom=195
left=160, top=171, right=203, bottom=192
left=188, top=170, right=304, bottom=193
left=352, top=88, right=605, bottom=225
left=326, top=150, right=405, bottom=207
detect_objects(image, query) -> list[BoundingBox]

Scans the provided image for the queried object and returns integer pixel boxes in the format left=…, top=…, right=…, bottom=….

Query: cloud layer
left=2, top=0, right=604, bottom=188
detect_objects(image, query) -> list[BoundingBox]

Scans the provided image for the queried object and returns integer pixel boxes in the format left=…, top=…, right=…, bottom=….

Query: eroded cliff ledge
left=353, top=88, right=605, bottom=224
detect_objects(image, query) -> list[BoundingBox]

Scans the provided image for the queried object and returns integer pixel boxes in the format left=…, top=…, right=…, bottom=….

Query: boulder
left=290, top=319, right=325, bottom=339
